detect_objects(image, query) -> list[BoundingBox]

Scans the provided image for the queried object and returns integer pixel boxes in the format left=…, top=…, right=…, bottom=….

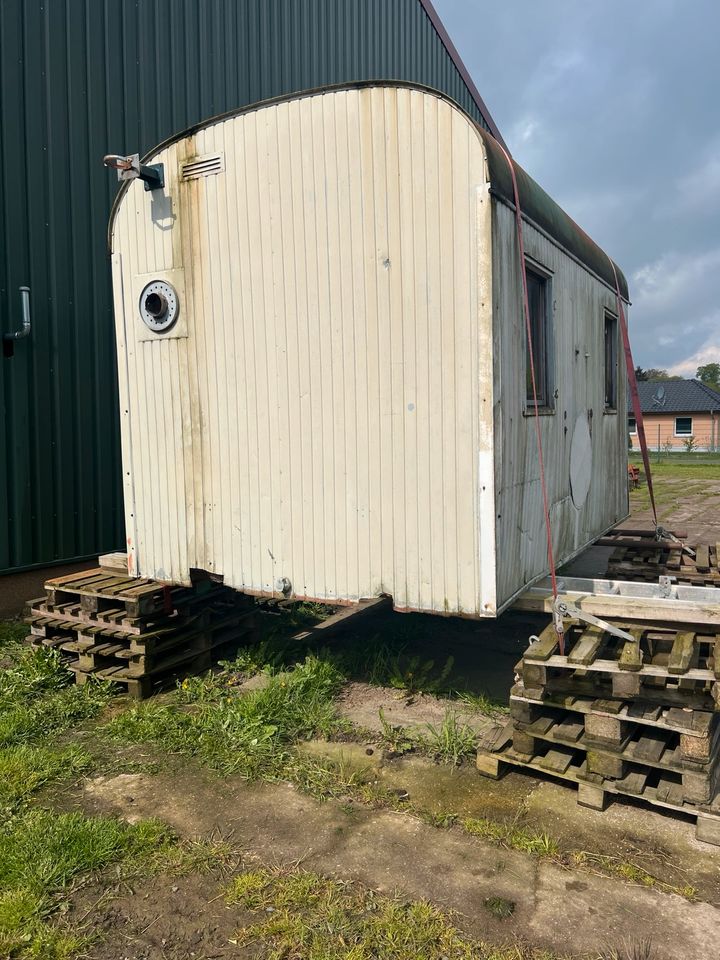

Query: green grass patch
left=0, top=641, right=114, bottom=749
left=0, top=744, right=92, bottom=814
left=225, top=867, right=557, bottom=959
left=484, top=896, right=516, bottom=920
left=0, top=621, right=27, bottom=648
left=0, top=809, right=175, bottom=959
left=106, top=655, right=347, bottom=778
left=463, top=817, right=559, bottom=857
left=457, top=690, right=510, bottom=717
left=423, top=711, right=477, bottom=765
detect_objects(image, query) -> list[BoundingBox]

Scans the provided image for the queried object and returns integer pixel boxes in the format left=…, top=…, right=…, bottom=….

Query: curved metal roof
left=109, top=82, right=628, bottom=301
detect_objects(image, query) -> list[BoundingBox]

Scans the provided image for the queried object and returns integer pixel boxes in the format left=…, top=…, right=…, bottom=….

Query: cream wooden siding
left=492, top=202, right=629, bottom=609
left=111, top=87, right=497, bottom=616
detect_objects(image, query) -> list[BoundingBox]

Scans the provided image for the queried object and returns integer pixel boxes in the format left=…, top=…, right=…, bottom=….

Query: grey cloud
left=436, top=0, right=720, bottom=371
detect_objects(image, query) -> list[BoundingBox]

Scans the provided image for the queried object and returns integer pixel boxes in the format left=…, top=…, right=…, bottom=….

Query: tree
left=697, top=363, right=720, bottom=393
left=636, top=368, right=681, bottom=382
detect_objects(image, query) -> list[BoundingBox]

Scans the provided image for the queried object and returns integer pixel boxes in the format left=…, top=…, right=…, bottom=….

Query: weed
left=377, top=708, right=417, bottom=755
left=572, top=851, right=695, bottom=900
left=457, top=690, right=509, bottom=717
left=364, top=642, right=457, bottom=695
left=225, top=866, right=543, bottom=959
left=421, top=810, right=458, bottom=829
left=0, top=643, right=113, bottom=748
left=600, top=940, right=656, bottom=960
left=484, top=896, right=515, bottom=920
left=462, top=816, right=558, bottom=857
left=106, top=655, right=346, bottom=777
left=423, top=710, right=477, bottom=765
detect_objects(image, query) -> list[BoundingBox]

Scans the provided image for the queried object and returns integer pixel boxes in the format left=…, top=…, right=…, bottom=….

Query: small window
left=525, top=263, right=552, bottom=408
left=628, top=416, right=637, bottom=434
left=604, top=312, right=618, bottom=410
left=675, top=416, right=693, bottom=436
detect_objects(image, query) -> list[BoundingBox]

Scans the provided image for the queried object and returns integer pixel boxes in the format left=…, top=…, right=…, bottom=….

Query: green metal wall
left=0, top=0, right=498, bottom=573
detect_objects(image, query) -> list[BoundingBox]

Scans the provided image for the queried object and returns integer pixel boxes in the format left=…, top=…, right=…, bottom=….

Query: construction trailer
left=108, top=82, right=629, bottom=617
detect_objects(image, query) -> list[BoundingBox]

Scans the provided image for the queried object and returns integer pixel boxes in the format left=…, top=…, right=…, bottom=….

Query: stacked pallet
left=600, top=529, right=720, bottom=587
left=476, top=620, right=720, bottom=845
left=26, top=568, right=257, bottom=698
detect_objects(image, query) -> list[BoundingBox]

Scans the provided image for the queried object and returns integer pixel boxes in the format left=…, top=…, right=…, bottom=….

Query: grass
left=571, top=851, right=696, bottom=900
left=423, top=710, right=477, bottom=765
left=0, top=632, right=114, bottom=814
left=0, top=639, right=114, bottom=751
left=457, top=690, right=510, bottom=717
left=225, top=866, right=560, bottom=960
left=484, top=896, right=516, bottom=920
left=0, top=744, right=92, bottom=814
left=463, top=816, right=559, bottom=858
left=0, top=810, right=176, bottom=960
left=106, top=654, right=348, bottom=778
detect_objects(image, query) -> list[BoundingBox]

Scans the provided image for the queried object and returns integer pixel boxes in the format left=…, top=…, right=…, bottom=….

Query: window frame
left=674, top=416, right=693, bottom=437
left=628, top=416, right=637, bottom=434
left=603, top=310, right=619, bottom=412
left=523, top=258, right=554, bottom=415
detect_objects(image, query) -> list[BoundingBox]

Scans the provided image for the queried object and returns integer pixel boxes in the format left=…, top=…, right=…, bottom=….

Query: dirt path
left=71, top=764, right=719, bottom=960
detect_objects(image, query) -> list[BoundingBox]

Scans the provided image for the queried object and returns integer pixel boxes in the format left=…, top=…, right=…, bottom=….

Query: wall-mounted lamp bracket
left=103, top=153, right=164, bottom=191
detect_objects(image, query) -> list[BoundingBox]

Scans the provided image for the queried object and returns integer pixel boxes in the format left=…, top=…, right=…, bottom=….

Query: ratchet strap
left=608, top=261, right=659, bottom=529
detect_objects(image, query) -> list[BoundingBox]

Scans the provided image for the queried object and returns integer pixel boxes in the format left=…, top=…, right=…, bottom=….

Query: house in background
left=629, top=380, right=720, bottom=451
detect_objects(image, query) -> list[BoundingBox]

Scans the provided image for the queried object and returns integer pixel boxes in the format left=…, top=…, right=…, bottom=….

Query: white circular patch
left=569, top=412, right=592, bottom=509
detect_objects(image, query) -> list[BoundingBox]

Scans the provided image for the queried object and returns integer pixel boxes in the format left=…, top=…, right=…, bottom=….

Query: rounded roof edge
left=107, top=80, right=628, bottom=300
left=478, top=128, right=629, bottom=301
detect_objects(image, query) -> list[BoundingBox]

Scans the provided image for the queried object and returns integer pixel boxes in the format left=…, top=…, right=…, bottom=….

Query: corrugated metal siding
left=112, top=87, right=497, bottom=616
left=0, top=0, right=496, bottom=573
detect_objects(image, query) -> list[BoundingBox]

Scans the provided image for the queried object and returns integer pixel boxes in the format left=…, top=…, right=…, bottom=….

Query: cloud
left=668, top=317, right=720, bottom=375
left=435, top=0, right=720, bottom=372
left=632, top=247, right=720, bottom=314
left=662, top=140, right=720, bottom=217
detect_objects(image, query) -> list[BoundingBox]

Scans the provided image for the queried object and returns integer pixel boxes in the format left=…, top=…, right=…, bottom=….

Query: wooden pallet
left=601, top=530, right=720, bottom=587
left=41, top=568, right=208, bottom=618
left=26, top=568, right=259, bottom=699
left=476, top=739, right=720, bottom=845
left=510, top=701, right=719, bottom=803
left=520, top=621, right=720, bottom=706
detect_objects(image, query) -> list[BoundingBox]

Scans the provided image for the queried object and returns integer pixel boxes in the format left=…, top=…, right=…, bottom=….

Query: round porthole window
left=139, top=280, right=179, bottom=333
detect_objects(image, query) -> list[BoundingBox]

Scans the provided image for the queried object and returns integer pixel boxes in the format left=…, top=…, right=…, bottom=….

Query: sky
left=435, top=0, right=720, bottom=375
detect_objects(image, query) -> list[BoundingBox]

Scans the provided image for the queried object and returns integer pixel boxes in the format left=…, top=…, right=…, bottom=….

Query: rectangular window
left=628, top=416, right=637, bottom=434
left=604, top=312, right=618, bottom=410
left=525, top=263, right=552, bottom=408
left=675, top=416, right=693, bottom=436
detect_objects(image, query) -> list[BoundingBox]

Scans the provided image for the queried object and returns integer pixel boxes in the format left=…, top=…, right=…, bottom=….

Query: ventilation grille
left=181, top=153, right=224, bottom=180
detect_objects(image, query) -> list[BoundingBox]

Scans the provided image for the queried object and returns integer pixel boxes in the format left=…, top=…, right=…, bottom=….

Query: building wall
left=112, top=87, right=497, bottom=617
left=493, top=202, right=630, bottom=609
left=630, top=413, right=720, bottom=451
left=0, top=0, right=497, bottom=573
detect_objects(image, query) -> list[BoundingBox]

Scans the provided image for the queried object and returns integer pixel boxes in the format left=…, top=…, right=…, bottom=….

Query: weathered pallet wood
left=510, top=691, right=719, bottom=762
left=476, top=741, right=720, bottom=845
left=514, top=711, right=717, bottom=787
left=70, top=634, right=240, bottom=700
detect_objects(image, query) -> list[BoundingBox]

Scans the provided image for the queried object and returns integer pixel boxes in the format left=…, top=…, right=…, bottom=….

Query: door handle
left=3, top=286, right=31, bottom=357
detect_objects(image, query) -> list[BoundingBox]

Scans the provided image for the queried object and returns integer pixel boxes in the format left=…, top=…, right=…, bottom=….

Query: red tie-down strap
left=495, top=142, right=565, bottom=653
left=608, top=261, right=659, bottom=528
